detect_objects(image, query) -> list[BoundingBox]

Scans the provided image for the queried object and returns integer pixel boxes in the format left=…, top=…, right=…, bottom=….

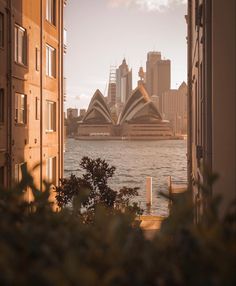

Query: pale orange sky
left=65, top=0, right=187, bottom=110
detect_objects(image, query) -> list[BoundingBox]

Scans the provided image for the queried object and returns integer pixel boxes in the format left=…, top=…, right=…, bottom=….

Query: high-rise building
left=187, top=0, right=236, bottom=217
left=67, top=108, right=78, bottom=119
left=107, top=66, right=117, bottom=108
left=116, top=58, right=132, bottom=104
left=161, top=82, right=187, bottom=135
left=146, top=51, right=171, bottom=112
left=0, top=0, right=66, bottom=193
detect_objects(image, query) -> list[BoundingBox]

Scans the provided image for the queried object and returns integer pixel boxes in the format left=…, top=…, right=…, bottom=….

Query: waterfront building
left=146, top=51, right=171, bottom=112
left=161, top=82, right=187, bottom=135
left=78, top=86, right=173, bottom=140
left=116, top=58, right=132, bottom=105
left=67, top=108, right=78, bottom=119
left=0, top=0, right=66, bottom=191
left=78, top=90, right=114, bottom=138
left=187, top=0, right=236, bottom=217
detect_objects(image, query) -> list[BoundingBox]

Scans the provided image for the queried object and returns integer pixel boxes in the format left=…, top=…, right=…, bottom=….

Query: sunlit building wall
left=161, top=82, right=187, bottom=135
left=0, top=0, right=65, bottom=191
left=146, top=51, right=171, bottom=112
left=187, top=0, right=236, bottom=218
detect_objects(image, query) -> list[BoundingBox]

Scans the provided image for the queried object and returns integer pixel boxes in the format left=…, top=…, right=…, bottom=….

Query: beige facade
left=0, top=0, right=65, bottom=191
left=116, top=58, right=132, bottom=104
left=187, top=0, right=236, bottom=217
left=146, top=51, right=171, bottom=113
left=161, top=82, right=187, bottom=135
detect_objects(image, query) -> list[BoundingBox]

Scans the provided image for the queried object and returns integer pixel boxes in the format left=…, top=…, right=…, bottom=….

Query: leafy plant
left=56, top=157, right=143, bottom=220
left=0, top=163, right=235, bottom=285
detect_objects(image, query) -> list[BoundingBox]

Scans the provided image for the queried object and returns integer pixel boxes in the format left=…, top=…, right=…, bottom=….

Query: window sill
left=46, top=130, right=56, bottom=134
left=15, top=123, right=27, bottom=127
left=14, top=62, right=28, bottom=69
left=46, top=75, right=57, bottom=80
left=45, top=19, right=57, bottom=29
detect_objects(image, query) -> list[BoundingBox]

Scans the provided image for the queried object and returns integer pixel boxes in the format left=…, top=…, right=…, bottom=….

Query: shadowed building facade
left=187, top=0, right=236, bottom=218
left=0, top=0, right=65, bottom=193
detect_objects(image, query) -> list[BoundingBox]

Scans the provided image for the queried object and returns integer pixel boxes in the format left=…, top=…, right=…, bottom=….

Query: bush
left=0, top=162, right=235, bottom=285
left=56, top=157, right=143, bottom=221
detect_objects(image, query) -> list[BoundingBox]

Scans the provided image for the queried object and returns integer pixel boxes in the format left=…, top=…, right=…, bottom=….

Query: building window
left=14, top=24, right=27, bottom=65
left=0, top=166, right=4, bottom=187
left=0, top=88, right=4, bottom=123
left=15, top=162, right=27, bottom=183
left=46, top=100, right=56, bottom=131
left=35, top=97, right=40, bottom=120
left=15, top=93, right=27, bottom=124
left=35, top=47, right=40, bottom=71
left=46, top=157, right=56, bottom=185
left=46, top=44, right=56, bottom=78
left=46, top=0, right=56, bottom=26
left=0, top=12, right=4, bottom=48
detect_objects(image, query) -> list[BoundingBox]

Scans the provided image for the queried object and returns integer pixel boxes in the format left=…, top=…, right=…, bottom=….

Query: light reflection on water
left=64, top=139, right=187, bottom=216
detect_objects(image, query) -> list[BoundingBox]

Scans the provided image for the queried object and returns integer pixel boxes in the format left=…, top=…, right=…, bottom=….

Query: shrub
left=0, top=162, right=235, bottom=285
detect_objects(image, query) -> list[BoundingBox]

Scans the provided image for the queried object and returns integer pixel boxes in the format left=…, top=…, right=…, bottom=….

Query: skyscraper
left=116, top=59, right=132, bottom=105
left=107, top=66, right=117, bottom=108
left=146, top=52, right=171, bottom=112
left=0, top=0, right=65, bottom=193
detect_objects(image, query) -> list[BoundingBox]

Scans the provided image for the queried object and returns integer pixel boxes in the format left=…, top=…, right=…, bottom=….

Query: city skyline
left=65, top=0, right=187, bottom=110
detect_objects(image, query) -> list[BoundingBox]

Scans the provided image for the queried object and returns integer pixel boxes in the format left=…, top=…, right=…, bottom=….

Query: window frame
left=0, top=12, right=4, bottom=48
left=0, top=88, right=4, bottom=123
left=46, top=0, right=56, bottom=26
left=46, top=44, right=56, bottom=78
left=46, top=100, right=56, bottom=132
left=14, top=24, right=27, bottom=66
left=15, top=93, right=27, bottom=125
left=46, top=157, right=56, bottom=185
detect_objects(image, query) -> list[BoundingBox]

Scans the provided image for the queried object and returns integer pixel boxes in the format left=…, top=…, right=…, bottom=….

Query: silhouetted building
left=79, top=109, right=86, bottom=118
left=187, top=0, right=236, bottom=217
left=107, top=66, right=117, bottom=108
left=0, top=0, right=66, bottom=193
left=67, top=108, right=78, bottom=119
left=146, top=52, right=171, bottom=112
left=161, top=82, right=187, bottom=135
left=116, top=59, right=132, bottom=104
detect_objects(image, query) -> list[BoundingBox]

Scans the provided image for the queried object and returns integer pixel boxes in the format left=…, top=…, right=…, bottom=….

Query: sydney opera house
left=77, top=85, right=175, bottom=140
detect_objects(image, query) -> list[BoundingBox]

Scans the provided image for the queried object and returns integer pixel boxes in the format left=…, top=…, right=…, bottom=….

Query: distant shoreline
left=67, top=135, right=187, bottom=141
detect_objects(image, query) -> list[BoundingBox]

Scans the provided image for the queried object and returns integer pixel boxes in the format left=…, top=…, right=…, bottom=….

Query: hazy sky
left=65, top=0, right=187, bottom=110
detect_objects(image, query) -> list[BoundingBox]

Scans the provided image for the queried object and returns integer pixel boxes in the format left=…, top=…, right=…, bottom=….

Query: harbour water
left=64, top=139, right=187, bottom=216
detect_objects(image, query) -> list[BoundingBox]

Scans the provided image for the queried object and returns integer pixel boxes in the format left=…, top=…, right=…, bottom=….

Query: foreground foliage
left=0, top=163, right=235, bottom=286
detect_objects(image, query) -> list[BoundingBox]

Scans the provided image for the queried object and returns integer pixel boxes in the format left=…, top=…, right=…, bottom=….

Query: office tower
left=107, top=66, right=117, bottom=108
left=0, top=0, right=66, bottom=192
left=187, top=0, right=236, bottom=217
left=67, top=108, right=78, bottom=119
left=116, top=58, right=132, bottom=104
left=146, top=51, right=171, bottom=112
left=161, top=82, right=187, bottom=135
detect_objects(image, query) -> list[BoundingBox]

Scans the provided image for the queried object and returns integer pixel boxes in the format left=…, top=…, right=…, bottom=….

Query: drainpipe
left=58, top=0, right=63, bottom=182
left=187, top=0, right=193, bottom=189
left=40, top=0, right=43, bottom=191
left=6, top=0, right=13, bottom=187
